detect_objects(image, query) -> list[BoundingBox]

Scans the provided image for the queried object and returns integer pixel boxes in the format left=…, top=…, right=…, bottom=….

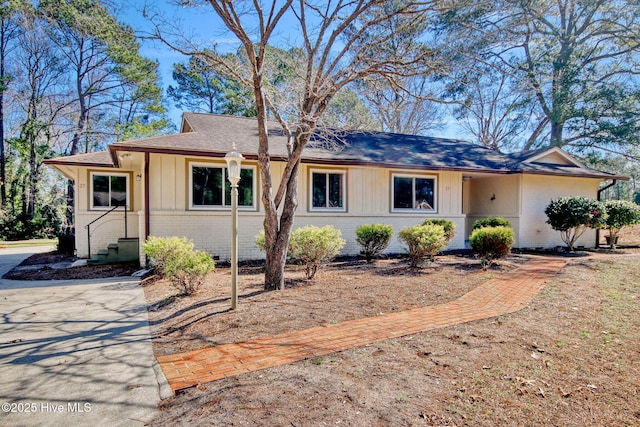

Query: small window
left=190, top=163, right=256, bottom=209
left=91, top=173, right=129, bottom=210
left=310, top=170, right=346, bottom=211
left=392, top=174, right=436, bottom=212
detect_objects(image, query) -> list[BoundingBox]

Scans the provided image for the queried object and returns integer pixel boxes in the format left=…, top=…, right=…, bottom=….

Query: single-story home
left=45, top=113, right=625, bottom=264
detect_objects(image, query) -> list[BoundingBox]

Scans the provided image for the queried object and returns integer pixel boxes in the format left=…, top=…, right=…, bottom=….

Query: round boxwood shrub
left=256, top=226, right=346, bottom=279
left=355, top=224, right=393, bottom=263
left=288, top=225, right=346, bottom=280
left=398, top=223, right=448, bottom=268
left=421, top=219, right=456, bottom=243
left=142, top=236, right=215, bottom=295
left=472, top=217, right=511, bottom=230
left=469, top=225, right=515, bottom=269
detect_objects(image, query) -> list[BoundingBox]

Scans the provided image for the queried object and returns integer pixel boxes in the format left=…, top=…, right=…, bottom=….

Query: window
left=190, top=163, right=256, bottom=209
left=392, top=174, right=437, bottom=212
left=91, top=173, right=129, bottom=209
left=310, top=170, right=346, bottom=211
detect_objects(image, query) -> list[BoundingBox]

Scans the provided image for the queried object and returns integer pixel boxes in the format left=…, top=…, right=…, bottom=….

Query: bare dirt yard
left=145, top=249, right=640, bottom=426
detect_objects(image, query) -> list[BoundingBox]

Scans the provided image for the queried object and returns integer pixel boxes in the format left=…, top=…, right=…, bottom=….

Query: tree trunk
left=65, top=65, right=87, bottom=232
left=550, top=120, right=564, bottom=147
left=0, top=18, right=6, bottom=207
left=27, top=136, right=36, bottom=219
left=0, top=88, right=5, bottom=207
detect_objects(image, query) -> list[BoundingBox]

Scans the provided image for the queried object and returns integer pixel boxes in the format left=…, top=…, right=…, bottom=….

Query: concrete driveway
left=0, top=246, right=169, bottom=427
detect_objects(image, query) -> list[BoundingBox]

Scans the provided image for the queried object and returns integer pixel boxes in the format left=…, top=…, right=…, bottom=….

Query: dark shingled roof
left=44, top=150, right=114, bottom=167
left=45, top=113, right=625, bottom=180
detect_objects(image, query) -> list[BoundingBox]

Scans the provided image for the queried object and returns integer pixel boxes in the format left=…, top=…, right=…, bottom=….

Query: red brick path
left=157, top=257, right=567, bottom=392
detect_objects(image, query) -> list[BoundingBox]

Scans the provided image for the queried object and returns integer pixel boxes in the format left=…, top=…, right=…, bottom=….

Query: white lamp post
left=225, top=150, right=244, bottom=310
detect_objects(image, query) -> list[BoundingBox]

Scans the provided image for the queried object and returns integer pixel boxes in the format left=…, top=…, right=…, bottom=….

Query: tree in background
left=38, top=0, right=171, bottom=230
left=360, top=74, right=445, bottom=136
left=354, top=7, right=446, bottom=136
left=321, top=89, right=378, bottom=131
left=168, top=54, right=256, bottom=117
left=440, top=0, right=640, bottom=153
left=0, top=0, right=27, bottom=208
left=453, top=65, right=535, bottom=151
left=3, top=12, right=62, bottom=237
left=0, top=0, right=168, bottom=240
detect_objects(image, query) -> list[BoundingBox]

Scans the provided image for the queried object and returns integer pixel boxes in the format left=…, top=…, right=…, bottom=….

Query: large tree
left=0, top=0, right=168, bottom=240
left=441, top=0, right=640, bottom=152
left=39, top=0, right=168, bottom=155
left=151, top=0, right=445, bottom=290
left=38, top=0, right=169, bottom=229
left=168, top=54, right=256, bottom=116
left=6, top=13, right=63, bottom=233
left=361, top=74, right=445, bottom=135
left=453, top=65, right=535, bottom=151
left=0, top=0, right=27, bottom=207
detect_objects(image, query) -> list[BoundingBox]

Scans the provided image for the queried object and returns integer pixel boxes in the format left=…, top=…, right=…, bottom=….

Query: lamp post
left=225, top=150, right=244, bottom=310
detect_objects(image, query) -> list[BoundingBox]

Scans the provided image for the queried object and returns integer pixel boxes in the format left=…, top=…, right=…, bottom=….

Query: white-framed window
left=189, top=162, right=256, bottom=210
left=90, top=172, right=130, bottom=210
left=310, top=169, right=346, bottom=211
left=391, top=173, right=437, bottom=212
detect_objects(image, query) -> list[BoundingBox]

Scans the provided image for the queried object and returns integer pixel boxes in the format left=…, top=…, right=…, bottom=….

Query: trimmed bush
left=255, top=229, right=267, bottom=252
left=355, top=224, right=393, bottom=263
left=604, top=200, right=640, bottom=249
left=142, top=236, right=195, bottom=276
left=469, top=225, right=515, bottom=269
left=289, top=225, right=346, bottom=279
left=398, top=224, right=448, bottom=268
left=143, top=236, right=215, bottom=295
left=472, top=217, right=511, bottom=230
left=421, top=219, right=456, bottom=243
left=165, top=249, right=216, bottom=295
left=545, top=196, right=607, bottom=251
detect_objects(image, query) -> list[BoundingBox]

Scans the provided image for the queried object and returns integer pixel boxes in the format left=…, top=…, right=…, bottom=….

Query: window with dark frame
left=191, top=165, right=254, bottom=209
left=392, top=175, right=436, bottom=211
left=91, top=174, right=128, bottom=209
left=311, top=170, right=345, bottom=210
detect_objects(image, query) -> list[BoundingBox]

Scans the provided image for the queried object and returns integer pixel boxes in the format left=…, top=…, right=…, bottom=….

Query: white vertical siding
left=142, top=158, right=467, bottom=260
left=518, top=175, right=602, bottom=249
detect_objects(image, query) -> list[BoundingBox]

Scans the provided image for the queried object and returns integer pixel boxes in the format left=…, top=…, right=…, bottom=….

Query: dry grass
left=147, top=250, right=640, bottom=426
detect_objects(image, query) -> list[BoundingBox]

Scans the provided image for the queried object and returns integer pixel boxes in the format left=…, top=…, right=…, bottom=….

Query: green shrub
left=255, top=229, right=267, bottom=252
left=472, top=217, right=511, bottom=230
left=355, top=224, right=393, bottom=263
left=398, top=224, right=448, bottom=268
left=545, top=196, right=607, bottom=251
left=143, top=236, right=215, bottom=295
left=604, top=200, right=640, bottom=249
left=469, top=226, right=515, bottom=269
left=421, top=219, right=456, bottom=243
left=142, top=236, right=195, bottom=276
left=289, top=225, right=346, bottom=279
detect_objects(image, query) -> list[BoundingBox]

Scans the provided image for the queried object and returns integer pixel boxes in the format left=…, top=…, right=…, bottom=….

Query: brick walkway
left=157, top=257, right=567, bottom=392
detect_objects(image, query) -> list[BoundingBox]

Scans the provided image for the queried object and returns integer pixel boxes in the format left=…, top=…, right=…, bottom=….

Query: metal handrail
left=85, top=203, right=128, bottom=258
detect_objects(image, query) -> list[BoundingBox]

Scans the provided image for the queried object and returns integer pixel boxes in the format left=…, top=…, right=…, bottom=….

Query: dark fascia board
left=43, top=159, right=114, bottom=168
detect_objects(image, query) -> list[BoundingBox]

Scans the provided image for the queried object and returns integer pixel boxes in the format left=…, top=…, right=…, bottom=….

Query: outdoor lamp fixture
left=225, top=149, right=244, bottom=310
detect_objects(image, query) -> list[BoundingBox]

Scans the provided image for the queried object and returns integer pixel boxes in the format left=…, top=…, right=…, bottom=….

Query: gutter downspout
left=144, top=151, right=150, bottom=242
left=596, top=179, right=617, bottom=248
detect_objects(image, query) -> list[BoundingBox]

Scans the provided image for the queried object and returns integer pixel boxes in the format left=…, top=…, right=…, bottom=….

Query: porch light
left=225, top=149, right=244, bottom=310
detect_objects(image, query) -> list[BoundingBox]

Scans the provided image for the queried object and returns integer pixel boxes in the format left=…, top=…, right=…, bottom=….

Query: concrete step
left=88, top=238, right=139, bottom=265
